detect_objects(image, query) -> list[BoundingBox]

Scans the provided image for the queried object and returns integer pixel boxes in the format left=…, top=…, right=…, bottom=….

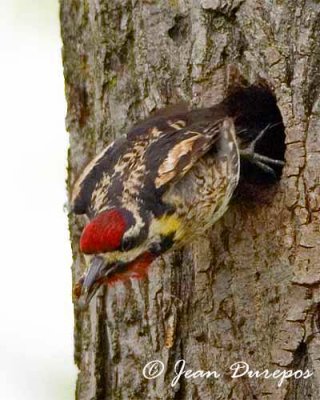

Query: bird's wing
left=71, top=115, right=231, bottom=217
left=143, top=120, right=223, bottom=193
left=71, top=108, right=190, bottom=216
left=71, top=136, right=129, bottom=215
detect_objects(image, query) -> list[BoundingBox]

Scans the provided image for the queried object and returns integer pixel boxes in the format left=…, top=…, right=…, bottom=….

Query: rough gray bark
left=60, top=1, right=320, bottom=399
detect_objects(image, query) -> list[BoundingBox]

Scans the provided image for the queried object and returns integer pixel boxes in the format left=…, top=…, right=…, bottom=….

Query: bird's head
left=75, top=209, right=182, bottom=308
left=79, top=208, right=141, bottom=254
left=75, top=207, right=150, bottom=307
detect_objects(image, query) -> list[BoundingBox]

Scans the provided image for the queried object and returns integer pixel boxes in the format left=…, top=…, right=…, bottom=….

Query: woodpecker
left=71, top=82, right=285, bottom=307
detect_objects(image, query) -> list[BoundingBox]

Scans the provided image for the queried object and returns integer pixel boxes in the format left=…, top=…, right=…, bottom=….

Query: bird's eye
left=121, top=236, right=135, bottom=251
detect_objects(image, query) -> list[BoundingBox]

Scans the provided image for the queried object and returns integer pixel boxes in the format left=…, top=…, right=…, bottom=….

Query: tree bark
left=60, top=1, right=320, bottom=399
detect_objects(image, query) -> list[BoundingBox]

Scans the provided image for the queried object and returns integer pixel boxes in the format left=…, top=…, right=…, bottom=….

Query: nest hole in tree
left=233, top=90, right=286, bottom=205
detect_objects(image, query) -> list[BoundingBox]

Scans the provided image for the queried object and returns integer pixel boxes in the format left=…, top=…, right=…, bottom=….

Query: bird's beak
left=76, top=256, right=112, bottom=309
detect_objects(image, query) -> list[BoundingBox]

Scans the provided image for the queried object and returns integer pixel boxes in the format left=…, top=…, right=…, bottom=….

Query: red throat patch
left=80, top=209, right=127, bottom=254
left=106, top=252, right=156, bottom=285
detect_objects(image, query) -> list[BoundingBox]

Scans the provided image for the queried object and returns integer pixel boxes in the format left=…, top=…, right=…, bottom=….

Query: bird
left=71, top=81, right=285, bottom=307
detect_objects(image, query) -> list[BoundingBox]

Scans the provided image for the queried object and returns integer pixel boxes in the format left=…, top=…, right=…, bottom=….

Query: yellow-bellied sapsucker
left=71, top=81, right=285, bottom=307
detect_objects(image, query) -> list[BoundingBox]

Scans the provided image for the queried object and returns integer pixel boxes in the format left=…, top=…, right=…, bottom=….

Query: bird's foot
left=239, top=123, right=285, bottom=177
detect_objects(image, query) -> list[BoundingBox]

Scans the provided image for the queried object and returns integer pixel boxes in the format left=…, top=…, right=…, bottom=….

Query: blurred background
left=0, top=1, right=76, bottom=399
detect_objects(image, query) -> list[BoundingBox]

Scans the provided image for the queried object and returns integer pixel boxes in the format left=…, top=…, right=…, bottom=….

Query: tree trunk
left=60, top=1, right=320, bottom=399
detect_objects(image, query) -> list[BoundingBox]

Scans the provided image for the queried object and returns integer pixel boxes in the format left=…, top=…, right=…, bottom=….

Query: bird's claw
left=239, top=123, right=285, bottom=176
